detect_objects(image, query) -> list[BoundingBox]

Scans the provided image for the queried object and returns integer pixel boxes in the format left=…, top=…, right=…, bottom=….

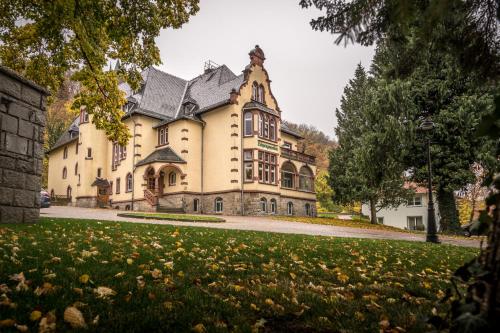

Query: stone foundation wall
left=0, top=66, right=48, bottom=223
left=74, top=191, right=316, bottom=217
left=75, top=197, right=98, bottom=208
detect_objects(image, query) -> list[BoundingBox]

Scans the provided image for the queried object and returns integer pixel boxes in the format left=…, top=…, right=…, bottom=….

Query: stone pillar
left=0, top=66, right=49, bottom=223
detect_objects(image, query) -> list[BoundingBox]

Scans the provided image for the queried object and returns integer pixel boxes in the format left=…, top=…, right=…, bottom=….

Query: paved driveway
left=40, top=206, right=481, bottom=248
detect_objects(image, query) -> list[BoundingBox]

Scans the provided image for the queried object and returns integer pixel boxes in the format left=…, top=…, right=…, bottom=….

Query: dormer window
left=158, top=126, right=168, bottom=146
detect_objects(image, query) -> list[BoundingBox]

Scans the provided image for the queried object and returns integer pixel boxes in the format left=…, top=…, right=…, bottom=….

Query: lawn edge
left=117, top=213, right=225, bottom=223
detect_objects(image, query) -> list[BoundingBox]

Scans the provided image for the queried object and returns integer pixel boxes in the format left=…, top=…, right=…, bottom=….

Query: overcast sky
left=155, top=0, right=374, bottom=139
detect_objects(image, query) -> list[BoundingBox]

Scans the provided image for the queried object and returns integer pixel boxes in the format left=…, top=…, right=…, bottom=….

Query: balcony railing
left=280, top=147, right=316, bottom=165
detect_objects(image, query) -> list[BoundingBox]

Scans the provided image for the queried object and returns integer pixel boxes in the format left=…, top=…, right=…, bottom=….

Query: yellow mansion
left=47, top=46, right=317, bottom=216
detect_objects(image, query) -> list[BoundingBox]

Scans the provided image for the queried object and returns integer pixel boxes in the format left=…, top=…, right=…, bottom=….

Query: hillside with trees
left=282, top=121, right=337, bottom=211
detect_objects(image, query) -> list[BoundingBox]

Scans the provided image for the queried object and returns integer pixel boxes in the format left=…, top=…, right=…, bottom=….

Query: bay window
left=258, top=151, right=277, bottom=185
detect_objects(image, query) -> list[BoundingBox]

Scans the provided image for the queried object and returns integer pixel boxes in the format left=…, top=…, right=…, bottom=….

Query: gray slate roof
left=136, top=147, right=186, bottom=167
left=242, top=101, right=279, bottom=117
left=47, top=116, right=80, bottom=153
left=51, top=62, right=303, bottom=154
left=280, top=122, right=304, bottom=139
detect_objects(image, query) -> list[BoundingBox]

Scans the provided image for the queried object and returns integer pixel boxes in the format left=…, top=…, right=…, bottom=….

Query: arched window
left=281, top=162, right=296, bottom=189
left=125, top=205, right=131, bottom=211
left=74, top=163, right=78, bottom=175
left=62, top=167, right=67, bottom=179
left=63, top=146, right=68, bottom=159
left=50, top=189, right=55, bottom=199
left=258, top=113, right=263, bottom=136
left=305, top=203, right=311, bottom=216
left=67, top=186, right=72, bottom=199
left=269, top=117, right=276, bottom=141
left=126, top=173, right=133, bottom=192
left=193, top=198, right=200, bottom=212
left=244, top=111, right=253, bottom=136
left=287, top=202, right=294, bottom=215
left=260, top=198, right=267, bottom=212
left=258, top=84, right=265, bottom=103
left=252, top=81, right=259, bottom=101
left=215, top=197, right=223, bottom=213
left=270, top=199, right=277, bottom=214
left=299, top=166, right=314, bottom=192
left=168, top=172, right=176, bottom=186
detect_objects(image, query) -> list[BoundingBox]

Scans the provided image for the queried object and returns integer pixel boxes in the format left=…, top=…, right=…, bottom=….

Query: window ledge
left=85, top=157, right=93, bottom=160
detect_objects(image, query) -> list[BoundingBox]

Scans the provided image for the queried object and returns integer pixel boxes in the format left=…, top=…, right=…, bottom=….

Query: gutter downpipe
left=131, top=119, right=137, bottom=210
left=240, top=109, right=244, bottom=216
left=200, top=118, right=206, bottom=213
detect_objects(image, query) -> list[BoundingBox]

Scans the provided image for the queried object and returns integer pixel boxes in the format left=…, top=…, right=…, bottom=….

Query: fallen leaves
left=0, top=218, right=480, bottom=332
left=94, top=286, right=116, bottom=299
left=63, top=306, right=87, bottom=328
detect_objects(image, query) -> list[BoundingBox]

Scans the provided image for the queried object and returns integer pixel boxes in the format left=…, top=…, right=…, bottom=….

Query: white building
left=361, top=185, right=440, bottom=231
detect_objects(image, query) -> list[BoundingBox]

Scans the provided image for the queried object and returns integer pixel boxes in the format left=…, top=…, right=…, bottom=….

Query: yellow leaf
left=337, top=273, right=349, bottom=283
left=250, top=303, right=260, bottom=311
left=127, top=258, right=134, bottom=265
left=114, top=271, right=125, bottom=278
left=30, top=310, right=42, bottom=321
left=289, top=272, right=296, bottom=280
left=192, top=323, right=206, bottom=333
left=265, top=298, right=274, bottom=306
left=79, top=274, right=90, bottom=284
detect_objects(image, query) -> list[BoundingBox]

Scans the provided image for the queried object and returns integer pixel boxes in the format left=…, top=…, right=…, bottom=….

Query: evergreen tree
left=329, top=64, right=412, bottom=224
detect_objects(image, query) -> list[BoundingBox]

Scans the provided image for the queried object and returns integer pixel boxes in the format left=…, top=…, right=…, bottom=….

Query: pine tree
left=329, top=64, right=412, bottom=224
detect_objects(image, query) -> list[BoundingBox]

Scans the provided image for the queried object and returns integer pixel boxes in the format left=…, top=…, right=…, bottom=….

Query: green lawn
left=0, top=218, right=477, bottom=332
left=273, top=215, right=412, bottom=233
left=117, top=212, right=225, bottom=222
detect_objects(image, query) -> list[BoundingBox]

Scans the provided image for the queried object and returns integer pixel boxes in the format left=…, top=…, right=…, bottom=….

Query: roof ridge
left=149, top=66, right=188, bottom=82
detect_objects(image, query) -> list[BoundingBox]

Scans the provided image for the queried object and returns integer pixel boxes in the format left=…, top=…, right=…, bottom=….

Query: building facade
left=361, top=185, right=440, bottom=230
left=47, top=46, right=317, bottom=216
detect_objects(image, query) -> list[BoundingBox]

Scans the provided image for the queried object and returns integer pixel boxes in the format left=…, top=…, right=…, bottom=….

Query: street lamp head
left=420, top=118, right=435, bottom=131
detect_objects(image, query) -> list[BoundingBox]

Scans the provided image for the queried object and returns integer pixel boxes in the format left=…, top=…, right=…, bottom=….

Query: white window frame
left=260, top=198, right=267, bottom=212
left=270, top=199, right=276, bottom=214
left=407, top=195, right=423, bottom=207
left=215, top=198, right=223, bottom=213
left=244, top=112, right=253, bottom=136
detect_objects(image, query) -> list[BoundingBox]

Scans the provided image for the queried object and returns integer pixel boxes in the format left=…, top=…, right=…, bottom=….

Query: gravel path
left=40, top=206, right=482, bottom=248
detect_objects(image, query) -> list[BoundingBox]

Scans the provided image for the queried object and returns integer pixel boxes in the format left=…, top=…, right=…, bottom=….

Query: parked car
left=462, top=221, right=481, bottom=237
left=40, top=189, right=51, bottom=208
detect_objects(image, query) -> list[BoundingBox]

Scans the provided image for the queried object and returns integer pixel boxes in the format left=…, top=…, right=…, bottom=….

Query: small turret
left=249, top=45, right=265, bottom=66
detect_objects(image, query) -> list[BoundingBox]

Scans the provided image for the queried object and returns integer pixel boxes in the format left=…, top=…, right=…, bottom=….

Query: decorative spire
left=249, top=45, right=265, bottom=66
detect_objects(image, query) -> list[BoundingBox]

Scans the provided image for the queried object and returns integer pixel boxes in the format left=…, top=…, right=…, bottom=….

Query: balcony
left=280, top=147, right=316, bottom=165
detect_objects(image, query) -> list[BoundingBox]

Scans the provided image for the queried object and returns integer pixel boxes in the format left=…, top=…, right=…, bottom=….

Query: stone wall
left=0, top=66, right=49, bottom=223
left=79, top=191, right=316, bottom=217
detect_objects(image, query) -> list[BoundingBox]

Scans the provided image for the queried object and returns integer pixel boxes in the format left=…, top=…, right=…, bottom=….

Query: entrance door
left=97, top=186, right=109, bottom=208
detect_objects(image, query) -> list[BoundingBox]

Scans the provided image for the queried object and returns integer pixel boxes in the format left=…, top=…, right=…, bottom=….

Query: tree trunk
left=369, top=198, right=377, bottom=224
left=482, top=192, right=500, bottom=323
left=437, top=188, right=460, bottom=232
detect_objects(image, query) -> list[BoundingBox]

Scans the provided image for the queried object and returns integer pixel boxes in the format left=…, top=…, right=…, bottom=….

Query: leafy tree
left=301, top=0, right=500, bottom=328
left=329, top=64, right=413, bottom=224
left=0, top=0, right=199, bottom=145
left=314, top=170, right=336, bottom=212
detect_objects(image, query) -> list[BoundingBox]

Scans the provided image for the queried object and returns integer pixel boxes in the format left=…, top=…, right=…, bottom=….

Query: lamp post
left=419, top=117, right=439, bottom=243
